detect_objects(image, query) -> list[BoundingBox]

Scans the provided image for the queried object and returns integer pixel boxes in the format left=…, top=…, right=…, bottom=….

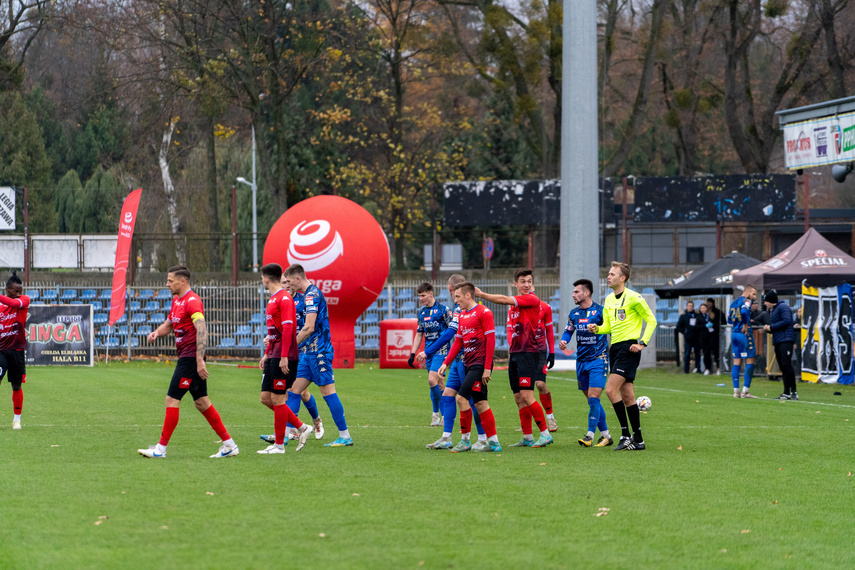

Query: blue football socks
left=430, top=384, right=442, bottom=413
left=323, top=393, right=348, bottom=431
left=441, top=395, right=457, bottom=433
left=732, top=364, right=741, bottom=389
left=304, top=394, right=319, bottom=420
left=744, top=364, right=754, bottom=389
left=587, top=396, right=600, bottom=435
left=471, top=398, right=486, bottom=435
left=286, top=391, right=302, bottom=430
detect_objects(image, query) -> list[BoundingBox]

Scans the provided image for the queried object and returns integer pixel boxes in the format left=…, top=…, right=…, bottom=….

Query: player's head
left=513, top=268, right=533, bottom=294
left=572, top=278, right=594, bottom=305
left=448, top=273, right=466, bottom=297
left=763, top=290, right=778, bottom=309
left=283, top=264, right=308, bottom=290
left=261, top=263, right=283, bottom=289
left=416, top=282, right=434, bottom=306
left=453, top=282, right=476, bottom=309
left=686, top=301, right=694, bottom=312
left=706, top=297, right=716, bottom=308
left=742, top=284, right=756, bottom=300
left=166, top=265, right=191, bottom=295
left=607, top=261, right=630, bottom=289
left=281, top=273, right=295, bottom=294
left=5, top=270, right=22, bottom=298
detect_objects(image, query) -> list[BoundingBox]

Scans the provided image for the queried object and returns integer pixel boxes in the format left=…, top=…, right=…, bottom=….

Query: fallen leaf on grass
left=741, top=529, right=751, bottom=534
left=696, top=400, right=700, bottom=403
left=677, top=445, right=683, bottom=451
left=206, top=492, right=215, bottom=496
left=419, top=562, right=424, bottom=567
left=318, top=533, right=326, bottom=538
left=779, top=468, right=784, bottom=471
left=352, top=493, right=360, bottom=496
left=94, top=521, right=103, bottom=526
left=51, top=445, right=59, bottom=448
left=121, top=491, right=125, bottom=494
left=98, top=516, right=108, bottom=520
left=720, top=549, right=727, bottom=553
left=816, top=411, right=821, bottom=414
left=771, top=501, right=778, bottom=504
left=848, top=472, right=852, bottom=476
left=594, top=511, right=608, bottom=517
left=160, top=526, right=168, bottom=530
left=539, top=462, right=547, bottom=466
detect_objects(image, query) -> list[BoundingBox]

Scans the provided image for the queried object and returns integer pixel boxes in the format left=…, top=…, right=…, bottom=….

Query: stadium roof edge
left=776, top=95, right=855, bottom=127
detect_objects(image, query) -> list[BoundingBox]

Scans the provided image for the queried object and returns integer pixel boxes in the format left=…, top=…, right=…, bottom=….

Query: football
left=636, top=396, right=652, bottom=411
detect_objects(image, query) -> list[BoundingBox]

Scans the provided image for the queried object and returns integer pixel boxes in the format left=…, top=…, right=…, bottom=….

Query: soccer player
left=284, top=264, right=352, bottom=447
left=257, top=263, right=313, bottom=453
left=587, top=261, right=656, bottom=451
left=139, top=266, right=239, bottom=458
left=438, top=282, right=501, bottom=452
left=728, top=284, right=758, bottom=398
left=559, top=279, right=612, bottom=447
left=408, top=282, right=448, bottom=426
left=420, top=274, right=487, bottom=450
left=475, top=269, right=553, bottom=448
left=534, top=299, right=558, bottom=431
left=0, top=271, right=29, bottom=430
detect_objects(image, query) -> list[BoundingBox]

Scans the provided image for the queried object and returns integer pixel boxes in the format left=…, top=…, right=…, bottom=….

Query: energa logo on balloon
left=287, top=220, right=344, bottom=272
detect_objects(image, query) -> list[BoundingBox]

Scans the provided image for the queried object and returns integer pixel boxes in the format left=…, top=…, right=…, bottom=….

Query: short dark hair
left=706, top=298, right=716, bottom=306
left=448, top=274, right=466, bottom=287
left=416, top=282, right=433, bottom=294
left=454, top=282, right=475, bottom=297
left=6, top=270, right=21, bottom=288
left=513, top=268, right=533, bottom=282
left=167, top=265, right=191, bottom=281
left=573, top=279, right=594, bottom=295
left=261, top=263, right=283, bottom=280
left=284, top=264, right=306, bottom=278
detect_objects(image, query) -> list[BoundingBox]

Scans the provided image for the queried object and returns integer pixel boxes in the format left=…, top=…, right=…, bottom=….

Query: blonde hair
left=610, top=261, right=631, bottom=282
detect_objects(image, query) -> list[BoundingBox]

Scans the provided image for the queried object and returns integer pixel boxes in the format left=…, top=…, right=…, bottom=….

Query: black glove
left=547, top=353, right=555, bottom=369
left=407, top=353, right=416, bottom=368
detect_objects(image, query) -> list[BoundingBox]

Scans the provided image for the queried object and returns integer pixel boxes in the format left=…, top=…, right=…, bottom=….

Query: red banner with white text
left=108, top=189, right=142, bottom=326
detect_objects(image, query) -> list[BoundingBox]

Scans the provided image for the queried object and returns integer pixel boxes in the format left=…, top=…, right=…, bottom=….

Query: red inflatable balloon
left=263, top=196, right=390, bottom=368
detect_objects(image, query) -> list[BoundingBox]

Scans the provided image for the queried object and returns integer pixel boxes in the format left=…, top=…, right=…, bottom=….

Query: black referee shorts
left=609, top=340, right=641, bottom=382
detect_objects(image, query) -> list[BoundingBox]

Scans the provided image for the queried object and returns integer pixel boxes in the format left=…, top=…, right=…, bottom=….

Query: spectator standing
left=698, top=303, right=715, bottom=375
left=763, top=291, right=798, bottom=401
left=676, top=301, right=703, bottom=374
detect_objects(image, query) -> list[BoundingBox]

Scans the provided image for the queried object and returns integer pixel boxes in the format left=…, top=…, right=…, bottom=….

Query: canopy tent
left=655, top=252, right=762, bottom=299
left=733, top=228, right=855, bottom=291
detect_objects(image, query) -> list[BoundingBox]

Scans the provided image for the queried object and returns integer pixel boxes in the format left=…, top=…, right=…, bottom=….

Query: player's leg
left=605, top=345, right=632, bottom=448
left=300, top=388, right=324, bottom=438
left=304, top=352, right=351, bottom=447
left=577, top=362, right=596, bottom=446
left=508, top=355, right=533, bottom=446
left=742, top=333, right=756, bottom=396
left=589, top=359, right=612, bottom=446
left=429, top=362, right=462, bottom=449
left=519, top=354, right=551, bottom=446
left=139, top=358, right=198, bottom=458
left=469, top=370, right=500, bottom=452
left=2, top=352, right=22, bottom=430
left=427, top=357, right=444, bottom=426
left=193, top=380, right=239, bottom=458
left=536, top=350, right=557, bottom=431
left=731, top=333, right=745, bottom=397
left=452, top=390, right=474, bottom=452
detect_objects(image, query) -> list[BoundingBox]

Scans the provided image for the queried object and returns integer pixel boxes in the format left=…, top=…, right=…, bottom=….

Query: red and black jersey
left=507, top=292, right=541, bottom=353
left=0, top=295, right=30, bottom=350
left=535, top=301, right=554, bottom=353
left=168, top=290, right=204, bottom=358
left=266, top=288, right=297, bottom=360
left=444, top=304, right=495, bottom=368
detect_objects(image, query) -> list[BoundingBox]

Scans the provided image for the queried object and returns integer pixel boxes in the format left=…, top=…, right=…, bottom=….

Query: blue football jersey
left=728, top=296, right=752, bottom=330
left=417, top=302, right=452, bottom=356
left=560, top=302, right=608, bottom=362
left=299, top=284, right=333, bottom=355
left=293, top=290, right=306, bottom=333
left=447, top=303, right=464, bottom=362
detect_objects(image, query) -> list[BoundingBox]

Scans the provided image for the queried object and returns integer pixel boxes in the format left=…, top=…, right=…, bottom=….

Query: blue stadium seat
left=219, top=337, right=236, bottom=348
left=94, top=313, right=108, bottom=325
left=235, top=325, right=253, bottom=337
left=396, top=288, right=413, bottom=300
left=364, top=338, right=379, bottom=349
left=249, top=313, right=264, bottom=325
left=383, top=313, right=399, bottom=320
left=128, top=301, right=141, bottom=312
left=365, top=325, right=380, bottom=336
left=255, top=324, right=267, bottom=336
left=377, top=289, right=391, bottom=300
left=399, top=301, right=417, bottom=311
left=549, top=289, right=561, bottom=301
left=156, top=289, right=172, bottom=300
left=80, top=289, right=97, bottom=301
left=91, top=301, right=103, bottom=312
left=436, top=289, right=450, bottom=300
left=138, top=289, right=155, bottom=300
left=495, top=327, right=507, bottom=338
left=124, top=337, right=140, bottom=348
left=25, top=290, right=39, bottom=300
left=354, top=337, right=363, bottom=348
left=136, top=325, right=152, bottom=337
left=549, top=301, right=560, bottom=313
left=61, top=290, right=77, bottom=302
left=105, top=337, right=121, bottom=349
left=70, top=300, right=83, bottom=305
left=99, top=289, right=112, bottom=300
left=42, top=290, right=58, bottom=302
left=362, top=313, right=379, bottom=324
left=237, top=337, right=255, bottom=348
left=94, top=337, right=102, bottom=348
left=149, top=312, right=166, bottom=324
left=117, top=325, right=129, bottom=335
left=354, top=325, right=362, bottom=335
left=642, top=287, right=655, bottom=296
left=130, top=313, right=147, bottom=324
left=144, top=301, right=160, bottom=312
left=403, top=313, right=417, bottom=320
left=114, top=313, right=127, bottom=325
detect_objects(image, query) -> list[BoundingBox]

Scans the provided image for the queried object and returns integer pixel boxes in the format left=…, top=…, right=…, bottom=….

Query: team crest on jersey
left=179, top=377, right=192, bottom=388
left=520, top=376, right=531, bottom=387
left=617, top=309, right=627, bottom=321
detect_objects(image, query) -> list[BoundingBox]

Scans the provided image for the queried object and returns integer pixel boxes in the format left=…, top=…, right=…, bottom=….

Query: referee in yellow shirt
left=587, top=262, right=657, bottom=451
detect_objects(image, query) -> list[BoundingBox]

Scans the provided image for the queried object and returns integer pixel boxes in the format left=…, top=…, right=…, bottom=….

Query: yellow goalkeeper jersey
left=598, top=287, right=657, bottom=345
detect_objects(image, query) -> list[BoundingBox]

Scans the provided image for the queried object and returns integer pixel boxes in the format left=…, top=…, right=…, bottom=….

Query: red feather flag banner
left=108, top=189, right=142, bottom=326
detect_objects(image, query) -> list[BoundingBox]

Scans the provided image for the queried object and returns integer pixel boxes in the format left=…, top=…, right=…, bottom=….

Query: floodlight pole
left=236, top=126, right=259, bottom=273
left=561, top=1, right=599, bottom=317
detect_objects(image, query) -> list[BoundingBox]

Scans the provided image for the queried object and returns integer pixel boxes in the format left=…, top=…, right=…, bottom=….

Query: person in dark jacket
left=705, top=298, right=725, bottom=373
left=676, top=301, right=704, bottom=374
left=763, top=291, right=798, bottom=400
left=698, top=303, right=715, bottom=374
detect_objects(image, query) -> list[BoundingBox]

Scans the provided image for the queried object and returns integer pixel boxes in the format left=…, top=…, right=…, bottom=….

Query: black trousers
left=684, top=338, right=701, bottom=373
left=775, top=343, right=797, bottom=395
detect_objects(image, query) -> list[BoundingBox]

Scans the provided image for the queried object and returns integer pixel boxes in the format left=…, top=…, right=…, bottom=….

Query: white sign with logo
left=782, top=110, right=855, bottom=169
left=0, top=188, right=15, bottom=230
left=287, top=219, right=344, bottom=272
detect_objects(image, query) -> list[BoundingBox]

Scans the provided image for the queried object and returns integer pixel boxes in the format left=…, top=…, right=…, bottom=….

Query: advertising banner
left=109, top=189, right=142, bottom=326
left=783, top=110, right=855, bottom=169
left=800, top=283, right=854, bottom=384
left=26, top=305, right=94, bottom=366
left=379, top=319, right=423, bottom=369
left=0, top=187, right=15, bottom=230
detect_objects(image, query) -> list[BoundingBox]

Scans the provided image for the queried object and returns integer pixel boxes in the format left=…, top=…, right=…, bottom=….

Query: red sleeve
left=279, top=295, right=295, bottom=357
left=187, top=295, right=204, bottom=317
left=515, top=294, right=540, bottom=308
left=444, top=337, right=463, bottom=366
left=545, top=306, right=554, bottom=353
left=483, top=310, right=495, bottom=369
left=0, top=295, right=28, bottom=308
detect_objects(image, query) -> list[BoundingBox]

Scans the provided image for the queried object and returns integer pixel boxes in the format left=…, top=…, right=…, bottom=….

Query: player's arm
left=438, top=336, right=463, bottom=376
left=278, top=319, right=293, bottom=374
left=740, top=304, right=751, bottom=334
left=589, top=304, right=611, bottom=335
left=545, top=315, right=555, bottom=368
left=636, top=295, right=657, bottom=346
left=192, top=313, right=209, bottom=379
left=424, top=326, right=455, bottom=360
left=474, top=288, right=515, bottom=305
left=0, top=294, right=28, bottom=308
left=559, top=315, right=574, bottom=350
left=297, top=312, right=317, bottom=344
left=148, top=318, right=173, bottom=342
left=409, top=331, right=423, bottom=368
left=483, top=311, right=495, bottom=381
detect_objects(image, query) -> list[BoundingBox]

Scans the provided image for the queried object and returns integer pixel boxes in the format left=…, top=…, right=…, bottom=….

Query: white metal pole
left=560, top=0, right=599, bottom=321
left=251, top=126, right=258, bottom=273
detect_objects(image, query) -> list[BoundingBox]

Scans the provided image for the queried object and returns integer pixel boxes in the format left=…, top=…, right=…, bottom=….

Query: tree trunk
left=204, top=116, right=221, bottom=271
left=819, top=0, right=847, bottom=100
left=159, top=119, right=186, bottom=266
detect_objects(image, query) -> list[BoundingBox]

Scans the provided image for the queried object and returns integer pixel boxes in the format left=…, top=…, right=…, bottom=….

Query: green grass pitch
left=1, top=361, right=853, bottom=569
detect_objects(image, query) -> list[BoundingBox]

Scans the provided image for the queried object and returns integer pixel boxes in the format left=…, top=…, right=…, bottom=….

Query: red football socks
left=529, top=401, right=548, bottom=432
left=274, top=404, right=303, bottom=445
left=518, top=406, right=533, bottom=435
left=539, top=392, right=553, bottom=414
left=479, top=408, right=497, bottom=438
left=159, top=407, right=179, bottom=446
left=201, top=405, right=231, bottom=441
left=460, top=408, right=473, bottom=435
left=12, top=389, right=23, bottom=415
